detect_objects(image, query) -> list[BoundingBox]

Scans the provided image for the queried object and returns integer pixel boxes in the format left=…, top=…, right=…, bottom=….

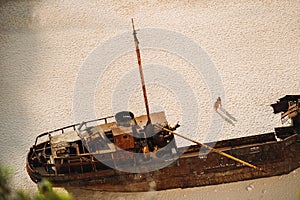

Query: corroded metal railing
left=34, top=116, right=114, bottom=146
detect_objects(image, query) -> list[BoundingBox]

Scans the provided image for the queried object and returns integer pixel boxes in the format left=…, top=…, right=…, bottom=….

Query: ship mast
left=131, top=19, right=151, bottom=124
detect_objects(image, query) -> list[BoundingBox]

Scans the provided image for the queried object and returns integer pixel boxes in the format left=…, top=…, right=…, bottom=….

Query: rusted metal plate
left=113, top=134, right=135, bottom=150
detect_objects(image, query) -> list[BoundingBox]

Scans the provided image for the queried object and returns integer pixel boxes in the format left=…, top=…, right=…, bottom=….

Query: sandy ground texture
left=0, top=0, right=299, bottom=199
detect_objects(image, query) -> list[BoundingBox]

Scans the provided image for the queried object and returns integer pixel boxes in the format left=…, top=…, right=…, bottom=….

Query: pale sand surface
left=66, top=168, right=300, bottom=200
left=0, top=1, right=299, bottom=199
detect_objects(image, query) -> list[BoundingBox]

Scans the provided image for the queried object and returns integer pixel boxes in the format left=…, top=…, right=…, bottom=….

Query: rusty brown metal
left=160, top=126, right=264, bottom=172
left=131, top=18, right=151, bottom=124
left=112, top=127, right=135, bottom=150
left=26, top=129, right=300, bottom=192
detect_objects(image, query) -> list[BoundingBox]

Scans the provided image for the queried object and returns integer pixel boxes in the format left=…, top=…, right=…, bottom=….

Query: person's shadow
left=216, top=107, right=237, bottom=126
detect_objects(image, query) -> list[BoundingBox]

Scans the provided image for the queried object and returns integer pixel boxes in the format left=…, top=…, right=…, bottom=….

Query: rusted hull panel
left=27, top=132, right=300, bottom=192
left=271, top=95, right=300, bottom=113
left=60, top=160, right=299, bottom=192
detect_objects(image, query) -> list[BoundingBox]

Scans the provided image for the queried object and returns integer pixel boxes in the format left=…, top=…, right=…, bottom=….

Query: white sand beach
left=0, top=0, right=299, bottom=199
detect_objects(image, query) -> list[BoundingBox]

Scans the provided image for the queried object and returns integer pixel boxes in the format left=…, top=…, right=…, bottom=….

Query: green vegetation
left=0, top=165, right=72, bottom=200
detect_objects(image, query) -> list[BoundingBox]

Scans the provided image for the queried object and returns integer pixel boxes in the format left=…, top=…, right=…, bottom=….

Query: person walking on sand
left=214, top=97, right=222, bottom=111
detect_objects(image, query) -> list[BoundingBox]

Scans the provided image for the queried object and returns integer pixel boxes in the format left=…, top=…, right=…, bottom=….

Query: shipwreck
left=26, top=20, right=300, bottom=192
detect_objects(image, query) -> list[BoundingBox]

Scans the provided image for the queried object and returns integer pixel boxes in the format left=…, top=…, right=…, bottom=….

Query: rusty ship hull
left=26, top=123, right=300, bottom=192
left=26, top=20, right=300, bottom=192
